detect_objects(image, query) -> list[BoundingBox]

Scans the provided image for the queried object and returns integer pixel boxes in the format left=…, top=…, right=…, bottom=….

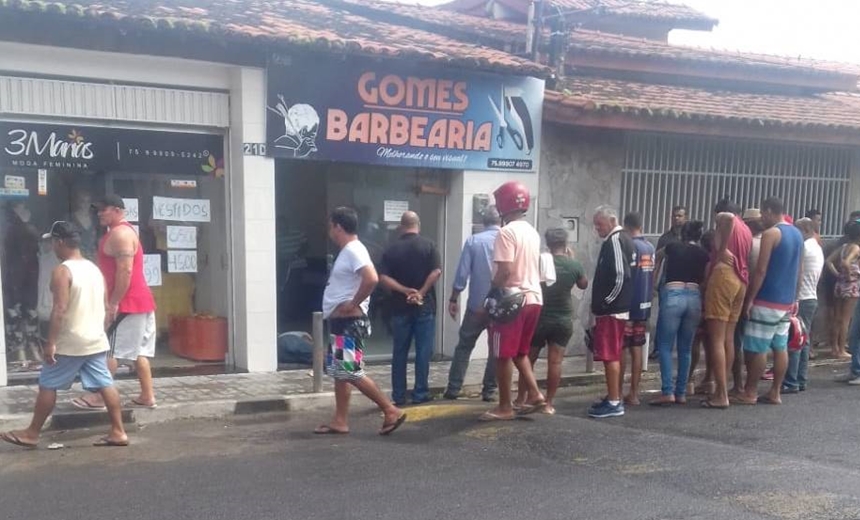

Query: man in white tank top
left=1, top=222, right=128, bottom=449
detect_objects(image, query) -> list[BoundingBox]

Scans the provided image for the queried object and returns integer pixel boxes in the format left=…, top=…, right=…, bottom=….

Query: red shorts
left=593, top=315, right=626, bottom=363
left=489, top=305, right=542, bottom=359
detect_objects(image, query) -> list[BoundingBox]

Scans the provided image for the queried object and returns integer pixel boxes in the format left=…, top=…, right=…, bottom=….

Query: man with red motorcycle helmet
left=480, top=181, right=547, bottom=420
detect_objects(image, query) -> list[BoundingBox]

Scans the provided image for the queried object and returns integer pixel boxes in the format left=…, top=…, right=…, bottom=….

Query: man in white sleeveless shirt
left=1, top=221, right=128, bottom=449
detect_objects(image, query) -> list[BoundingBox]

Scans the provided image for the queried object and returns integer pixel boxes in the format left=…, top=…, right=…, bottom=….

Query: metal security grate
left=621, top=133, right=853, bottom=237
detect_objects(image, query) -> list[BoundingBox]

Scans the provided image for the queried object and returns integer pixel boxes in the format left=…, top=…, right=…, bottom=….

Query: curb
left=1, top=371, right=608, bottom=431
left=6, top=360, right=844, bottom=431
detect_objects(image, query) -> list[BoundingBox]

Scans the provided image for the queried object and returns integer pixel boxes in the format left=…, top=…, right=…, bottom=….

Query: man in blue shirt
left=444, top=207, right=501, bottom=402
left=621, top=212, right=655, bottom=406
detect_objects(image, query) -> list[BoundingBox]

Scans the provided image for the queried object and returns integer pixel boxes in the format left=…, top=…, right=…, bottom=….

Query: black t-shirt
left=657, top=229, right=682, bottom=252
left=664, top=242, right=709, bottom=284
left=379, top=233, right=441, bottom=315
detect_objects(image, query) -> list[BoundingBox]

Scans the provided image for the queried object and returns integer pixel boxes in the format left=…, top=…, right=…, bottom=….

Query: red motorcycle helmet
left=493, top=181, right=530, bottom=217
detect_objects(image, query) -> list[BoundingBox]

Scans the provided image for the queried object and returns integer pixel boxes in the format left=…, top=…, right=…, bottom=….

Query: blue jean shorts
left=39, top=352, right=114, bottom=392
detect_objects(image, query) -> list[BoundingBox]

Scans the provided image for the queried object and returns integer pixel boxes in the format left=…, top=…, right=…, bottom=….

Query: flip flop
left=517, top=401, right=547, bottom=415
left=729, top=395, right=757, bottom=406
left=71, top=397, right=106, bottom=412
left=313, top=425, right=349, bottom=435
left=1, top=431, right=37, bottom=449
left=379, top=413, right=407, bottom=436
left=700, top=400, right=729, bottom=410
left=478, top=411, right=515, bottom=422
left=129, top=399, right=158, bottom=410
left=93, top=436, right=129, bottom=447
left=757, top=396, right=782, bottom=405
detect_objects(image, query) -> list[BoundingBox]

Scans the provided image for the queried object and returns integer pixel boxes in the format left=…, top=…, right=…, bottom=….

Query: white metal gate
left=621, top=133, right=853, bottom=237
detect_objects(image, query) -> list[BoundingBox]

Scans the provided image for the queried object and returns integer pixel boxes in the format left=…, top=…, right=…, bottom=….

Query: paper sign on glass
left=123, top=198, right=140, bottom=222
left=143, top=254, right=162, bottom=286
left=167, top=250, right=198, bottom=273
left=153, top=196, right=211, bottom=222
left=384, top=200, right=409, bottom=222
left=166, top=226, right=197, bottom=249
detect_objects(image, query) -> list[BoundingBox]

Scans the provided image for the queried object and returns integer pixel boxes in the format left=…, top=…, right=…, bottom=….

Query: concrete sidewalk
left=0, top=356, right=605, bottom=430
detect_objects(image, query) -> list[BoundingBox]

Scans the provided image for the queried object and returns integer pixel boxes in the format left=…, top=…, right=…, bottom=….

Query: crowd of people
left=12, top=180, right=859, bottom=446
left=312, top=181, right=860, bottom=432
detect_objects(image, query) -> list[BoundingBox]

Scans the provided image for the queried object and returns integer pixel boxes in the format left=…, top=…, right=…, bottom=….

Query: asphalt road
left=2, top=363, right=860, bottom=520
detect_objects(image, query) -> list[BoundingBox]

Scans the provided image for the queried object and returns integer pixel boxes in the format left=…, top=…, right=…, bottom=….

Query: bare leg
left=625, top=347, right=642, bottom=406
left=515, top=349, right=540, bottom=407
left=8, top=388, right=58, bottom=445
left=545, top=345, right=564, bottom=412
left=490, top=358, right=515, bottom=418
left=619, top=349, right=627, bottom=401
left=688, top=337, right=701, bottom=394
left=833, top=299, right=847, bottom=357
left=99, top=386, right=128, bottom=442
left=351, top=376, right=403, bottom=426
left=765, top=350, right=788, bottom=403
left=513, top=354, right=545, bottom=405
left=605, top=361, right=622, bottom=402
left=135, top=356, right=156, bottom=405
left=839, top=298, right=858, bottom=358
left=79, top=356, right=118, bottom=408
left=742, top=351, right=767, bottom=402
left=707, top=319, right=730, bottom=407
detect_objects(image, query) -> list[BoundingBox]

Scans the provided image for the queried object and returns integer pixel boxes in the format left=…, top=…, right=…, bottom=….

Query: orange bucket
left=169, top=315, right=228, bottom=362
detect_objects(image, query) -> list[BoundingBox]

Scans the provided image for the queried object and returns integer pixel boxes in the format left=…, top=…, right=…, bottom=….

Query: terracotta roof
left=441, top=0, right=717, bottom=30
left=0, top=0, right=549, bottom=76
left=545, top=76, right=860, bottom=131
left=330, top=1, right=858, bottom=86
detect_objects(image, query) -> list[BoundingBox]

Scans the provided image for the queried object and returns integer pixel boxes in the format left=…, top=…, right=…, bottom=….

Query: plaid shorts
left=623, top=321, right=648, bottom=348
left=325, top=317, right=370, bottom=382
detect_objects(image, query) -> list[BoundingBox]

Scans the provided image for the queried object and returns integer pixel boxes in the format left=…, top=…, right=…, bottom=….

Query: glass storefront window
left=275, top=161, right=447, bottom=361
left=1, top=123, right=228, bottom=379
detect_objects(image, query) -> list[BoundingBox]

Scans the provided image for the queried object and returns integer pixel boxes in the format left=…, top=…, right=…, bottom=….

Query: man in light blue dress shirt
left=444, top=207, right=500, bottom=402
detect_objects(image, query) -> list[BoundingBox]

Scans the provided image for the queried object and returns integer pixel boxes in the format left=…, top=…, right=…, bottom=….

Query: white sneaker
left=848, top=376, right=860, bottom=386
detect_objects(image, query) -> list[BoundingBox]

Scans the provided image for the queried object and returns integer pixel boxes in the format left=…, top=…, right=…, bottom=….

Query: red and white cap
left=493, top=181, right=530, bottom=217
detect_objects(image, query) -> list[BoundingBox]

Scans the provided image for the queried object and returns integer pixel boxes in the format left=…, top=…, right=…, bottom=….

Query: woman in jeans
left=651, top=221, right=710, bottom=406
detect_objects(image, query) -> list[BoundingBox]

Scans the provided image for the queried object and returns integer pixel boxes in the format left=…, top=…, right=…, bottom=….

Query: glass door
left=276, top=161, right=448, bottom=361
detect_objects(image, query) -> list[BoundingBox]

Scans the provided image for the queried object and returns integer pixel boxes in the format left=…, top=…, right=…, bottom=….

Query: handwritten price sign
left=123, top=198, right=140, bottom=222
left=167, top=226, right=197, bottom=249
left=167, top=250, right=197, bottom=273
left=143, top=254, right=162, bottom=286
left=153, top=196, right=210, bottom=222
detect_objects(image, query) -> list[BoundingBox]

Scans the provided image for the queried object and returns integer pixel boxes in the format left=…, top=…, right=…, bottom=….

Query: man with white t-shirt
left=784, top=218, right=824, bottom=393
left=314, top=207, right=406, bottom=436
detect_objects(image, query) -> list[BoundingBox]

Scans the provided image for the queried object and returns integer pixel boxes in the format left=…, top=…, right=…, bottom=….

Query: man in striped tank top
left=2, top=222, right=128, bottom=449
left=735, top=197, right=804, bottom=406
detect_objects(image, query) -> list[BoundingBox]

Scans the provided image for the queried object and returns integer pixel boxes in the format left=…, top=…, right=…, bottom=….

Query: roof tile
left=0, top=0, right=550, bottom=75
left=547, top=76, right=860, bottom=130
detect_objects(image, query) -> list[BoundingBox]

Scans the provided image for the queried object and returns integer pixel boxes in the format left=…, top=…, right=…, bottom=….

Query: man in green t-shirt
left=516, top=228, right=588, bottom=414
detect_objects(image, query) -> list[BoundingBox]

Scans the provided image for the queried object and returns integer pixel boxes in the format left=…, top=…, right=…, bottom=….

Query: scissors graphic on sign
left=488, top=89, right=524, bottom=151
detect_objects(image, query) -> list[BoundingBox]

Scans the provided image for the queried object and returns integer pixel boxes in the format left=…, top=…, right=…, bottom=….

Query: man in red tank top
left=73, top=195, right=158, bottom=411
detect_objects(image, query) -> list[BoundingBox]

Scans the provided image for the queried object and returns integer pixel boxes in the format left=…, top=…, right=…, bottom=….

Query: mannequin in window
left=3, top=201, right=40, bottom=311
left=3, top=200, right=41, bottom=364
left=68, top=189, right=98, bottom=260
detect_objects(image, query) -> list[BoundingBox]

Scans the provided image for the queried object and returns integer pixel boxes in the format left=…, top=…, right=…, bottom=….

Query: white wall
left=440, top=169, right=540, bottom=360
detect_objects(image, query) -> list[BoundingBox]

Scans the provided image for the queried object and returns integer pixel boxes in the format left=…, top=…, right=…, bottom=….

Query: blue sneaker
left=588, top=399, right=625, bottom=418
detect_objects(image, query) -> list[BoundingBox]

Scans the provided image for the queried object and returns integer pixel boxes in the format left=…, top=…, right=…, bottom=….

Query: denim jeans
left=656, top=287, right=702, bottom=396
left=445, top=309, right=496, bottom=398
left=785, top=299, right=818, bottom=390
left=391, top=311, right=436, bottom=404
left=849, top=300, right=860, bottom=377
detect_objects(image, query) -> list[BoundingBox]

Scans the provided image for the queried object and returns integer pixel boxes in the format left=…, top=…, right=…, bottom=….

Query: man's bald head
left=401, top=211, right=421, bottom=232
left=795, top=217, right=815, bottom=239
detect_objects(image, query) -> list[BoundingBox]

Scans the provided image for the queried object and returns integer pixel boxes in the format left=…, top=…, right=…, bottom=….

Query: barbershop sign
left=266, top=56, right=544, bottom=172
left=0, top=122, right=223, bottom=175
